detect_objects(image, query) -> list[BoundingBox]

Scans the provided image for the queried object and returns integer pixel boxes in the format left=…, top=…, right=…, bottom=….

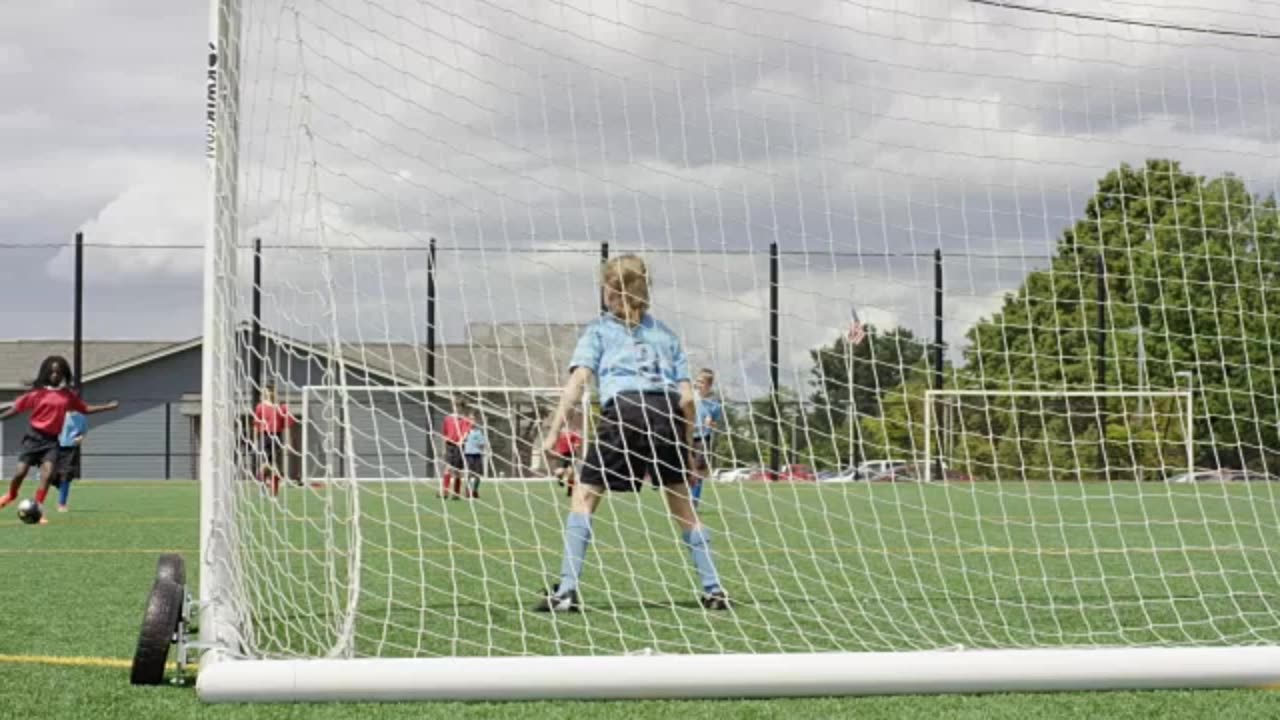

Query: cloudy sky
left=2, top=0, right=1278, bottom=398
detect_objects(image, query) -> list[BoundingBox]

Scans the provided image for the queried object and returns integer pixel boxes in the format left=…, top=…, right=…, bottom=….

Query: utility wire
left=969, top=0, right=1280, bottom=40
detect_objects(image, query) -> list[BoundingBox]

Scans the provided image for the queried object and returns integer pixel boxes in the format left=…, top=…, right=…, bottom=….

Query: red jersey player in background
left=551, top=407, right=584, bottom=498
left=438, top=399, right=474, bottom=499
left=253, top=385, right=297, bottom=497
left=0, top=355, right=119, bottom=521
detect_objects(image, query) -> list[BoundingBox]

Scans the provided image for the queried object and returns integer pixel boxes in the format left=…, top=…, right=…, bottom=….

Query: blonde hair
left=602, top=254, right=650, bottom=325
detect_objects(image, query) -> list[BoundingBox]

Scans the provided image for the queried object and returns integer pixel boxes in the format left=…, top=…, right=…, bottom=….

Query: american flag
left=847, top=307, right=866, bottom=346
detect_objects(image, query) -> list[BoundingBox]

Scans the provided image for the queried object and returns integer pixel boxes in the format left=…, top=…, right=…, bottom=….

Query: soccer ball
left=16, top=499, right=42, bottom=525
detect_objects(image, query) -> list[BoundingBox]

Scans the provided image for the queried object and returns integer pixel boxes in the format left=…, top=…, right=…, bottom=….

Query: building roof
left=0, top=324, right=582, bottom=394
left=0, top=340, right=178, bottom=391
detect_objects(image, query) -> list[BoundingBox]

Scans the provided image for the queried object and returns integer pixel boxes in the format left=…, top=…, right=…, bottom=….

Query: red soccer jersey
left=13, top=387, right=88, bottom=436
left=442, top=414, right=474, bottom=445
left=253, top=402, right=296, bottom=435
left=554, top=430, right=583, bottom=457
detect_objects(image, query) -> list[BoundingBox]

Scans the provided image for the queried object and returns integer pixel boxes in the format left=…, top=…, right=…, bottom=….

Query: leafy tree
left=960, top=159, right=1280, bottom=475
left=804, top=326, right=928, bottom=467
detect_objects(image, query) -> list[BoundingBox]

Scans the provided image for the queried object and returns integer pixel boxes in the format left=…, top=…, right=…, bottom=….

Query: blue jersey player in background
left=691, top=368, right=723, bottom=509
left=56, top=410, right=87, bottom=512
left=535, top=254, right=729, bottom=613
left=462, top=422, right=488, bottom=499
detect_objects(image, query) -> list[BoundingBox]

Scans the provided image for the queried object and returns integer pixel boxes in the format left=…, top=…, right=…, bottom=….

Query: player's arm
left=83, top=400, right=120, bottom=415
left=543, top=367, right=593, bottom=456
left=1, top=392, right=34, bottom=420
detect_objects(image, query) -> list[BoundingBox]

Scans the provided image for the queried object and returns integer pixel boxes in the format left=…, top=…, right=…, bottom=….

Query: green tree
left=804, top=326, right=927, bottom=468
left=961, top=159, right=1280, bottom=476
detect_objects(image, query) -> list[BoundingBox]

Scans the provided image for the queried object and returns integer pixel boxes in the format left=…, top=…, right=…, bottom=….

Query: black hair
left=33, top=355, right=73, bottom=389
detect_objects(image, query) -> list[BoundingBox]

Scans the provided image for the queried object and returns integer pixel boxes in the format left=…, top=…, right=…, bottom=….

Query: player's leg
left=651, top=398, right=728, bottom=609
left=32, top=456, right=56, bottom=524
left=536, top=411, right=632, bottom=612
left=0, top=460, right=30, bottom=508
left=57, top=446, right=78, bottom=511
left=57, top=476, right=72, bottom=511
left=689, top=438, right=708, bottom=509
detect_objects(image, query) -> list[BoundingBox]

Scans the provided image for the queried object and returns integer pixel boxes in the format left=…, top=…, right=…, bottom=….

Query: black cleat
left=535, top=586, right=581, bottom=613
left=700, top=588, right=730, bottom=610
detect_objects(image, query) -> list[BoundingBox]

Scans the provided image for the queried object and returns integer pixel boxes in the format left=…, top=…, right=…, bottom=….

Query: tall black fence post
left=769, top=242, right=781, bottom=475
left=425, top=237, right=438, bottom=474
left=164, top=402, right=173, bottom=480
left=1096, top=252, right=1108, bottom=481
left=73, top=231, right=84, bottom=389
left=600, top=241, right=610, bottom=313
left=251, top=238, right=263, bottom=407
left=933, top=248, right=944, bottom=482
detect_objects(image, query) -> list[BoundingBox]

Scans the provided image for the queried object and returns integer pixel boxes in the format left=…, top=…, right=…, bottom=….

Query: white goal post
left=923, top=390, right=1195, bottom=485
left=198, top=0, right=1280, bottom=704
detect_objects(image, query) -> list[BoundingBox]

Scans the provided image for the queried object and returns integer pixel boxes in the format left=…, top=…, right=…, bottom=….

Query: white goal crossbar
left=922, top=390, right=1195, bottom=485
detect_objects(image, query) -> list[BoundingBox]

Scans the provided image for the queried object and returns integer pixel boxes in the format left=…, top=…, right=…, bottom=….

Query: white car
left=854, top=459, right=909, bottom=480
left=713, top=467, right=757, bottom=484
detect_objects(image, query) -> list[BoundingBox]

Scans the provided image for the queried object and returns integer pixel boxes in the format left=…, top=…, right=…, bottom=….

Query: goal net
left=199, top=0, right=1280, bottom=702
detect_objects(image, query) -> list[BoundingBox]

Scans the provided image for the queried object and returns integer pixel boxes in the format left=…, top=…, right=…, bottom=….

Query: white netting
left=208, top=0, right=1280, bottom=662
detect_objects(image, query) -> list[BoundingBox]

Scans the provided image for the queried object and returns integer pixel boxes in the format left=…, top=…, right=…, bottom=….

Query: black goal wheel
left=155, top=553, right=186, bottom=586
left=130, top=578, right=184, bottom=686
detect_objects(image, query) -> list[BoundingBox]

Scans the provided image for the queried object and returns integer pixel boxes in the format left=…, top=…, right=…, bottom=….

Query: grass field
left=5, top=480, right=1280, bottom=718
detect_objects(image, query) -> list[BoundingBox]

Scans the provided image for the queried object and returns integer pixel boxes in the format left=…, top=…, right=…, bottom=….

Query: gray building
left=0, top=324, right=580, bottom=480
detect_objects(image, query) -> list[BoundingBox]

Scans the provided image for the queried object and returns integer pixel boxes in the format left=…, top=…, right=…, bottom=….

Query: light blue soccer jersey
left=694, top=396, right=723, bottom=439
left=463, top=427, right=488, bottom=455
left=59, top=411, right=87, bottom=448
left=569, top=313, right=691, bottom=406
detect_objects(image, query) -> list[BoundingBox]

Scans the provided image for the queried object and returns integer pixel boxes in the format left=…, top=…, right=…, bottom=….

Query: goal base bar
left=197, top=646, right=1280, bottom=702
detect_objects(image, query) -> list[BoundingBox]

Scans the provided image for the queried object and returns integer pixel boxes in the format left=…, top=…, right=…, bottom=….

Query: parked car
left=713, top=467, right=757, bottom=484
left=1166, top=469, right=1235, bottom=484
left=746, top=464, right=817, bottom=482
left=853, top=459, right=908, bottom=480
left=816, top=468, right=859, bottom=483
left=1227, top=470, right=1280, bottom=483
left=870, top=464, right=971, bottom=483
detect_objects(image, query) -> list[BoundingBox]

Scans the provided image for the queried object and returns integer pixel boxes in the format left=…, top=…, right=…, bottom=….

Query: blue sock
left=691, top=479, right=704, bottom=506
left=58, top=480, right=71, bottom=507
left=557, top=512, right=592, bottom=594
left=682, top=527, right=721, bottom=593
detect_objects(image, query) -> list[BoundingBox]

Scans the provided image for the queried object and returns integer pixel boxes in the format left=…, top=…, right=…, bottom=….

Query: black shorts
left=55, top=445, right=81, bottom=484
left=692, top=435, right=715, bottom=472
left=18, top=431, right=60, bottom=468
left=579, top=392, right=688, bottom=493
left=257, top=435, right=286, bottom=470
left=444, top=445, right=466, bottom=472
left=554, top=455, right=575, bottom=471
left=464, top=454, right=483, bottom=474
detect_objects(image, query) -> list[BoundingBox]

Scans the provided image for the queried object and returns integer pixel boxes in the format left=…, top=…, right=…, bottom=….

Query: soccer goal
left=196, top=0, right=1280, bottom=704
left=923, top=389, right=1196, bottom=485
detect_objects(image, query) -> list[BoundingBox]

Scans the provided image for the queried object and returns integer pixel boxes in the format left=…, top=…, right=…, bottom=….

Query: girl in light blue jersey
left=535, top=254, right=728, bottom=613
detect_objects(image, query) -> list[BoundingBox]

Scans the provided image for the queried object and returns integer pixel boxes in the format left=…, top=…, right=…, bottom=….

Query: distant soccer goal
left=923, top=389, right=1195, bottom=484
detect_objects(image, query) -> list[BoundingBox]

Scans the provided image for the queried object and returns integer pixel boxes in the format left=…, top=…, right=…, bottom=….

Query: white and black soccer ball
left=16, top=499, right=42, bottom=525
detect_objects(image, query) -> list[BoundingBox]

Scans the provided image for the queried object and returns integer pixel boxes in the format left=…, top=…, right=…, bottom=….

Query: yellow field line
left=0, top=653, right=136, bottom=670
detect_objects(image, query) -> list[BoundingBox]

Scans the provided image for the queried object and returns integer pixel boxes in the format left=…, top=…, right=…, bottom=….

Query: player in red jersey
left=0, top=356, right=119, bottom=521
left=438, top=400, right=474, bottom=499
left=551, top=408, right=585, bottom=498
left=253, top=386, right=297, bottom=496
